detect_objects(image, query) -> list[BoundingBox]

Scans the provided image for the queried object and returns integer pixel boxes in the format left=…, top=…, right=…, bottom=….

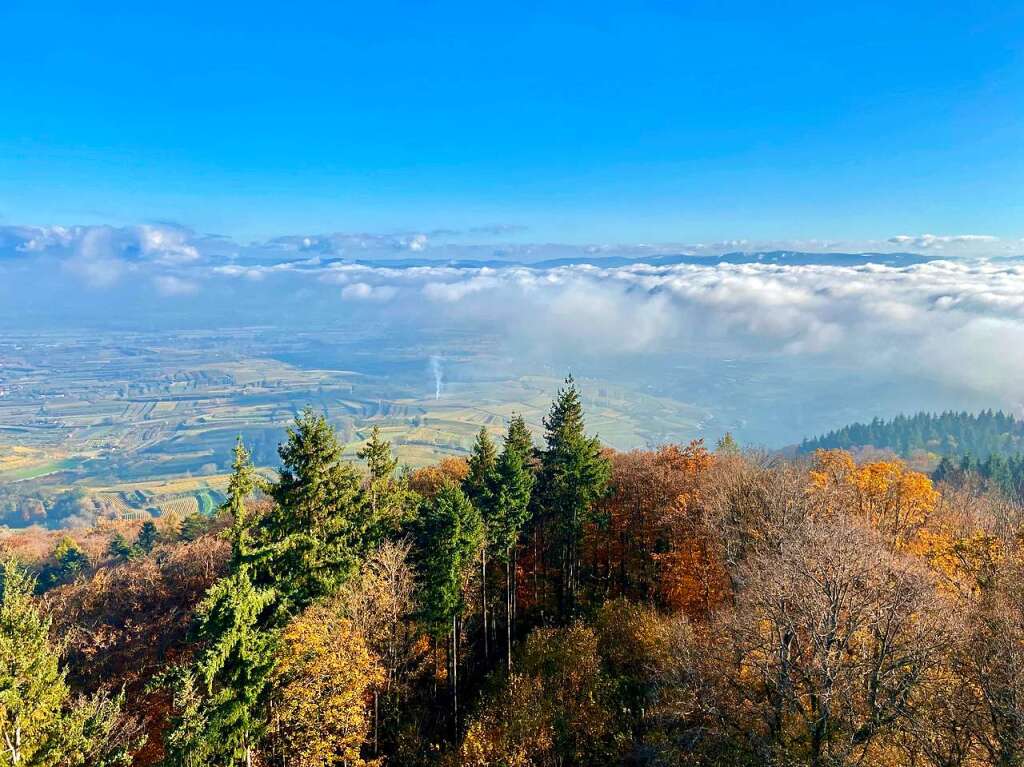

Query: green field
left=196, top=489, right=223, bottom=516
left=0, top=458, right=81, bottom=482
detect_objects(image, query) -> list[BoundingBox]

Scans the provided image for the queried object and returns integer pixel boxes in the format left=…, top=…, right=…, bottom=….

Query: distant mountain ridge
left=321, top=250, right=936, bottom=271
left=801, top=410, right=1024, bottom=460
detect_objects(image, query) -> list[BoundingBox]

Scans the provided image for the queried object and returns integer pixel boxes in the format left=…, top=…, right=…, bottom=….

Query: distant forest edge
left=801, top=409, right=1024, bottom=461
left=802, top=409, right=1024, bottom=499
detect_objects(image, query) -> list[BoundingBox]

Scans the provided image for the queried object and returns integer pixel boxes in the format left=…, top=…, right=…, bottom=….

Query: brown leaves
left=585, top=442, right=726, bottom=616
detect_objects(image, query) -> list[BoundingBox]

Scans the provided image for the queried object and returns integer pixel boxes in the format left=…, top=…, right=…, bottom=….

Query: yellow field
left=0, top=445, right=44, bottom=473
left=95, top=473, right=234, bottom=495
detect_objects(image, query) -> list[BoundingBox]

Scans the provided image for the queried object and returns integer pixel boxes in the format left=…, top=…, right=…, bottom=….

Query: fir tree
left=356, top=425, right=406, bottom=543
left=108, top=533, right=140, bottom=562
left=464, top=426, right=498, bottom=509
left=223, top=438, right=259, bottom=567
left=504, top=412, right=536, bottom=466
left=0, top=559, right=139, bottom=765
left=258, top=408, right=366, bottom=618
left=414, top=480, right=484, bottom=731
left=54, top=535, right=89, bottom=574
left=193, top=567, right=277, bottom=767
left=0, top=559, right=66, bottom=764
left=152, top=666, right=211, bottom=767
left=136, top=520, right=159, bottom=554
left=538, top=376, right=610, bottom=620
left=179, top=512, right=212, bottom=542
left=165, top=439, right=278, bottom=767
left=715, top=432, right=740, bottom=454
left=463, top=426, right=499, bottom=658
left=492, top=414, right=535, bottom=669
left=358, top=425, right=398, bottom=483
left=38, top=536, right=90, bottom=591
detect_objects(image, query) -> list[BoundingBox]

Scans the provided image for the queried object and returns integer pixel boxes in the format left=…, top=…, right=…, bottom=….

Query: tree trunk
left=507, top=553, right=513, bottom=673
left=481, top=547, right=488, bottom=660
left=374, top=690, right=379, bottom=755
left=513, top=546, right=518, bottom=628
left=452, top=614, right=459, bottom=735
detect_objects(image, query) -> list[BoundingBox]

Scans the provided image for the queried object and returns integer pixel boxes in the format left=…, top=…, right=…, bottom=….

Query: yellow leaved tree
left=810, top=449, right=938, bottom=550
left=269, top=603, right=383, bottom=767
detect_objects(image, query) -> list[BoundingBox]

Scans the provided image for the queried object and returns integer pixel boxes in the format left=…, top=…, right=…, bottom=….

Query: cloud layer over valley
left=4, top=223, right=1024, bottom=431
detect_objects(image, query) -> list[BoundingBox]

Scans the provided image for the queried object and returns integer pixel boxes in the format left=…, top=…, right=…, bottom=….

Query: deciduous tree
left=269, top=605, right=382, bottom=767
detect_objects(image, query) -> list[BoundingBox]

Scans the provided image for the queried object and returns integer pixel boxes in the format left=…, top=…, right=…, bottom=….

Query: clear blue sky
left=0, top=1, right=1021, bottom=243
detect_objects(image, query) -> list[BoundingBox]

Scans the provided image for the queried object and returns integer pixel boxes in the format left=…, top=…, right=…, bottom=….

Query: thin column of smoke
left=430, top=355, right=443, bottom=400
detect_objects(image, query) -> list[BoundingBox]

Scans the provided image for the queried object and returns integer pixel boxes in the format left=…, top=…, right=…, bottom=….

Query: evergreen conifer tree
left=491, top=414, right=535, bottom=668
left=415, top=480, right=484, bottom=731
left=0, top=559, right=138, bottom=765
left=172, top=439, right=276, bottom=767
left=223, top=439, right=259, bottom=567
left=193, top=567, right=277, bottom=767
left=259, top=408, right=366, bottom=618
left=538, top=376, right=610, bottom=620
left=464, top=427, right=498, bottom=509
left=358, top=425, right=398, bottom=484
left=136, top=520, right=159, bottom=554
left=356, top=425, right=407, bottom=543
left=0, top=559, right=66, bottom=764
left=463, top=426, right=498, bottom=657
left=108, top=533, right=140, bottom=563
left=179, top=512, right=212, bottom=542
left=153, top=666, right=211, bottom=767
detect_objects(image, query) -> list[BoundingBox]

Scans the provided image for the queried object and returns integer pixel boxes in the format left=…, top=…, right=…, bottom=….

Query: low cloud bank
left=3, top=223, right=1024, bottom=410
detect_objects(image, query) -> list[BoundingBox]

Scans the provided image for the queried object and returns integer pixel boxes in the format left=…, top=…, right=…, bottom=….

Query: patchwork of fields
left=0, top=328, right=713, bottom=524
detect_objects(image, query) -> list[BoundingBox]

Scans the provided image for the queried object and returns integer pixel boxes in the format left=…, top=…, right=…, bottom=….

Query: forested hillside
left=3, top=380, right=1024, bottom=766
left=801, top=409, right=1024, bottom=458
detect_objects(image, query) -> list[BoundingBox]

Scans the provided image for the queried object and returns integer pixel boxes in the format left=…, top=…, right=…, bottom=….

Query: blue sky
left=0, top=1, right=1021, bottom=244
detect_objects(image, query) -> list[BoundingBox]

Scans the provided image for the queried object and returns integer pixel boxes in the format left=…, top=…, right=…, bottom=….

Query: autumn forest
left=2, top=377, right=1023, bottom=767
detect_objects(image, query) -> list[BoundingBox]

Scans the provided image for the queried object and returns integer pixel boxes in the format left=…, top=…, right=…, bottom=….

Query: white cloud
left=888, top=233, right=1000, bottom=249
left=341, top=282, right=397, bottom=301
left=138, top=225, right=201, bottom=263
left=153, top=275, right=199, bottom=296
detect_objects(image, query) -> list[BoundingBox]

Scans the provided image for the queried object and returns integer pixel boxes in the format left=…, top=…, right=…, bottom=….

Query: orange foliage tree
left=585, top=442, right=726, bottom=616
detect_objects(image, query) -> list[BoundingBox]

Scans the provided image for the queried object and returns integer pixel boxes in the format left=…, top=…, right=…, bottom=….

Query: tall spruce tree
left=491, top=414, right=535, bottom=669
left=357, top=425, right=406, bottom=543
left=258, top=407, right=366, bottom=617
left=155, top=666, right=212, bottom=767
left=539, top=376, right=610, bottom=620
left=181, top=440, right=276, bottom=767
left=464, top=427, right=498, bottom=658
left=464, top=427, right=498, bottom=508
left=193, top=567, right=277, bottom=767
left=224, top=439, right=259, bottom=567
left=358, top=425, right=399, bottom=483
left=0, top=559, right=66, bottom=765
left=505, top=413, right=535, bottom=465
left=415, top=480, right=484, bottom=732
left=136, top=519, right=159, bottom=554
left=181, top=417, right=371, bottom=766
